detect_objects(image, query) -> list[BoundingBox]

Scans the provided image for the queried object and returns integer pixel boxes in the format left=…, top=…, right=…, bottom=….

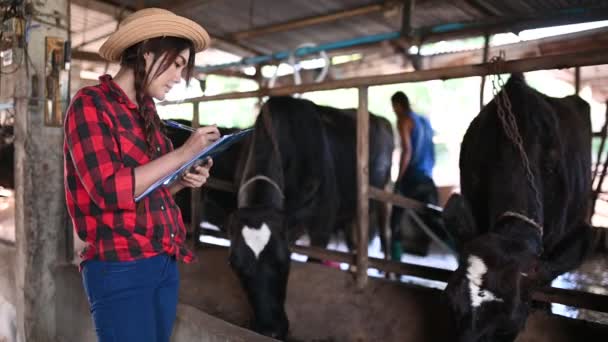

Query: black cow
left=442, top=74, right=594, bottom=342
left=227, top=96, right=394, bottom=339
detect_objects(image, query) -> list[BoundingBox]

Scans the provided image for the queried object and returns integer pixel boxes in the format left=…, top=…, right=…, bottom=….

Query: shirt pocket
left=134, top=198, right=153, bottom=238
left=117, top=129, right=150, bottom=167
left=168, top=198, right=186, bottom=239
left=141, top=195, right=171, bottom=238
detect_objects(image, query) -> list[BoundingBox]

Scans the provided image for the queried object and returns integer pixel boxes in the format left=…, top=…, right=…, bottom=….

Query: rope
left=499, top=211, right=543, bottom=236
left=237, top=175, right=285, bottom=207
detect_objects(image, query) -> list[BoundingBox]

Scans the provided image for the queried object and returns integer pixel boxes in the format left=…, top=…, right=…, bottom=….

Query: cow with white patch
left=228, top=97, right=394, bottom=339
left=442, top=73, right=594, bottom=342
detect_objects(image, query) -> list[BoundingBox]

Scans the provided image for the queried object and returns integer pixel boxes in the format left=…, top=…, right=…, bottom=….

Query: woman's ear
left=143, top=51, right=154, bottom=72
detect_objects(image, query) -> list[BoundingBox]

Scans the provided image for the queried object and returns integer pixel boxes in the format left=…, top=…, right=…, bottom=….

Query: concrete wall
left=181, top=246, right=608, bottom=342
left=53, top=263, right=274, bottom=342
left=0, top=243, right=274, bottom=342
left=2, top=242, right=608, bottom=342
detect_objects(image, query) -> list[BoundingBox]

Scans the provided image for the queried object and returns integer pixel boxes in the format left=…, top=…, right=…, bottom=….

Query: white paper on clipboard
left=135, top=128, right=253, bottom=202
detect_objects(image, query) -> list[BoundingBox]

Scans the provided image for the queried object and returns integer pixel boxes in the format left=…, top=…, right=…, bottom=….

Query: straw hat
left=99, top=8, right=211, bottom=62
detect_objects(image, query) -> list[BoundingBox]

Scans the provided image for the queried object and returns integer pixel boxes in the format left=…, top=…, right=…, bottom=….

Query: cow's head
left=228, top=206, right=290, bottom=339
left=442, top=194, right=543, bottom=342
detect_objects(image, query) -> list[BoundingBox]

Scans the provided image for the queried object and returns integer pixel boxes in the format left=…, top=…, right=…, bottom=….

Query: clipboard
left=135, top=128, right=253, bottom=202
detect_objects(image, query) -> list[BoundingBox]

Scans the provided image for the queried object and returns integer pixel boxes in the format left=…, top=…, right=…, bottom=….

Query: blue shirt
left=407, top=112, right=435, bottom=178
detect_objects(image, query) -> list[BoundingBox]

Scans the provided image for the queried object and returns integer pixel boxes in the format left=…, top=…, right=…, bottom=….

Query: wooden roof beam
left=232, top=2, right=397, bottom=40
left=160, top=48, right=608, bottom=104
left=72, top=50, right=257, bottom=80
left=81, top=0, right=264, bottom=56
left=463, top=0, right=502, bottom=17
left=71, top=20, right=119, bottom=49
left=419, top=8, right=608, bottom=42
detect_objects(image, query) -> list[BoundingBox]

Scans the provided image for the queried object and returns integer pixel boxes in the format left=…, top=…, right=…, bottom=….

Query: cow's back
left=459, top=74, right=592, bottom=257
left=316, top=106, right=393, bottom=219
left=260, top=97, right=393, bottom=240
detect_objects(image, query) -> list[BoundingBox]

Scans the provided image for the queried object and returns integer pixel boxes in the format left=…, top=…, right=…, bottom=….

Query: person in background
left=63, top=8, right=219, bottom=342
left=390, top=91, right=439, bottom=259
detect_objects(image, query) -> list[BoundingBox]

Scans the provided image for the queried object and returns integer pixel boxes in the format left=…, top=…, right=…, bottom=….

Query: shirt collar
left=99, top=74, right=155, bottom=112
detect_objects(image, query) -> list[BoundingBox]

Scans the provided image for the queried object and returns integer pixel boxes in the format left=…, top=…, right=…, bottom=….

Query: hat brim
left=99, top=14, right=211, bottom=62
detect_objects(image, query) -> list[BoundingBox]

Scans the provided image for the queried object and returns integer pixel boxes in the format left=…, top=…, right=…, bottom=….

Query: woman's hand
left=178, top=125, right=221, bottom=160
left=178, top=158, right=213, bottom=189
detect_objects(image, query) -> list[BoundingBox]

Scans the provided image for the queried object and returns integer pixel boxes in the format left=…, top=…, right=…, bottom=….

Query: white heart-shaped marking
left=242, top=223, right=271, bottom=259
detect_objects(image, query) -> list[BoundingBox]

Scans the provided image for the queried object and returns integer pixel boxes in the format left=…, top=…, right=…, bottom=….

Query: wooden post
left=591, top=102, right=608, bottom=212
left=256, top=65, right=264, bottom=108
left=14, top=1, right=70, bottom=340
left=190, top=101, right=202, bottom=248
left=575, top=66, right=581, bottom=94
left=356, top=86, right=370, bottom=289
left=480, top=34, right=490, bottom=109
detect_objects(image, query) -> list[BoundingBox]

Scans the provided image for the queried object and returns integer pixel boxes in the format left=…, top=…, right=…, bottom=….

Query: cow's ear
left=443, top=194, right=478, bottom=249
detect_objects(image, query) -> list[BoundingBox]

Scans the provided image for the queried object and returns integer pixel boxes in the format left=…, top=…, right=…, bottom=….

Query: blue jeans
left=82, top=254, right=179, bottom=342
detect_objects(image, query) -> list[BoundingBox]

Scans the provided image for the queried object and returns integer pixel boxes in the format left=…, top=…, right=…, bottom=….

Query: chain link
left=489, top=51, right=543, bottom=220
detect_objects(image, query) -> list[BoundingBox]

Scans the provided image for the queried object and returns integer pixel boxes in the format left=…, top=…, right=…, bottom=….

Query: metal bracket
left=44, top=36, right=69, bottom=127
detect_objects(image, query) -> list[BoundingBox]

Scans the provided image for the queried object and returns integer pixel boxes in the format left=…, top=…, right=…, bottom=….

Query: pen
left=163, top=119, right=196, bottom=132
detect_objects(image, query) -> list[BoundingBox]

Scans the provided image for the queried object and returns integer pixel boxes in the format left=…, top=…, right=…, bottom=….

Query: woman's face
left=144, top=48, right=190, bottom=100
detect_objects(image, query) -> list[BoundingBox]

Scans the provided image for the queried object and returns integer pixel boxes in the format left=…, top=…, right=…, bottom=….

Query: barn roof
left=69, top=0, right=608, bottom=100
left=71, top=0, right=608, bottom=57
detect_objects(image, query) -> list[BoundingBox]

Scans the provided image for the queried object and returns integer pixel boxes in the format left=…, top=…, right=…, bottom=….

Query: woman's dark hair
left=121, top=36, right=196, bottom=156
left=391, top=91, right=411, bottom=116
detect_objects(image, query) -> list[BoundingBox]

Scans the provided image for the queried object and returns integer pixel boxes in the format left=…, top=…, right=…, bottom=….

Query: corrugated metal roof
left=74, top=0, right=608, bottom=58
left=68, top=1, right=608, bottom=112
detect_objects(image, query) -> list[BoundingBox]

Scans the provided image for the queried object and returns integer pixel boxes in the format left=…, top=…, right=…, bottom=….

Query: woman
left=63, top=8, right=217, bottom=341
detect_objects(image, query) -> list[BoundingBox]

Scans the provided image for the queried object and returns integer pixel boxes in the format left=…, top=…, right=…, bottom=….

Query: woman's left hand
left=179, top=158, right=213, bottom=188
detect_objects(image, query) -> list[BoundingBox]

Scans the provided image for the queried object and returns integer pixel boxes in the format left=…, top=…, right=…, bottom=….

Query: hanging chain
left=489, top=51, right=543, bottom=220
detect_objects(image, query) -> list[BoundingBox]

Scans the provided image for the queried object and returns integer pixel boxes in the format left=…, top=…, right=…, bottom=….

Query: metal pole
left=356, top=86, right=370, bottom=289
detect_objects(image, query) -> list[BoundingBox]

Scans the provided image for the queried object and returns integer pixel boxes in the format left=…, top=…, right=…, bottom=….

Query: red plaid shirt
left=64, top=75, right=194, bottom=264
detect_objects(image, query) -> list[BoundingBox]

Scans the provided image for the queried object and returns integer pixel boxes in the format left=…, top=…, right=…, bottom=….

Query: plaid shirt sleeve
left=65, top=93, right=136, bottom=211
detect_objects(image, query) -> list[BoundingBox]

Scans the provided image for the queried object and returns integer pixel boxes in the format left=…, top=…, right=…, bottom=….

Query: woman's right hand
left=178, top=125, right=221, bottom=160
